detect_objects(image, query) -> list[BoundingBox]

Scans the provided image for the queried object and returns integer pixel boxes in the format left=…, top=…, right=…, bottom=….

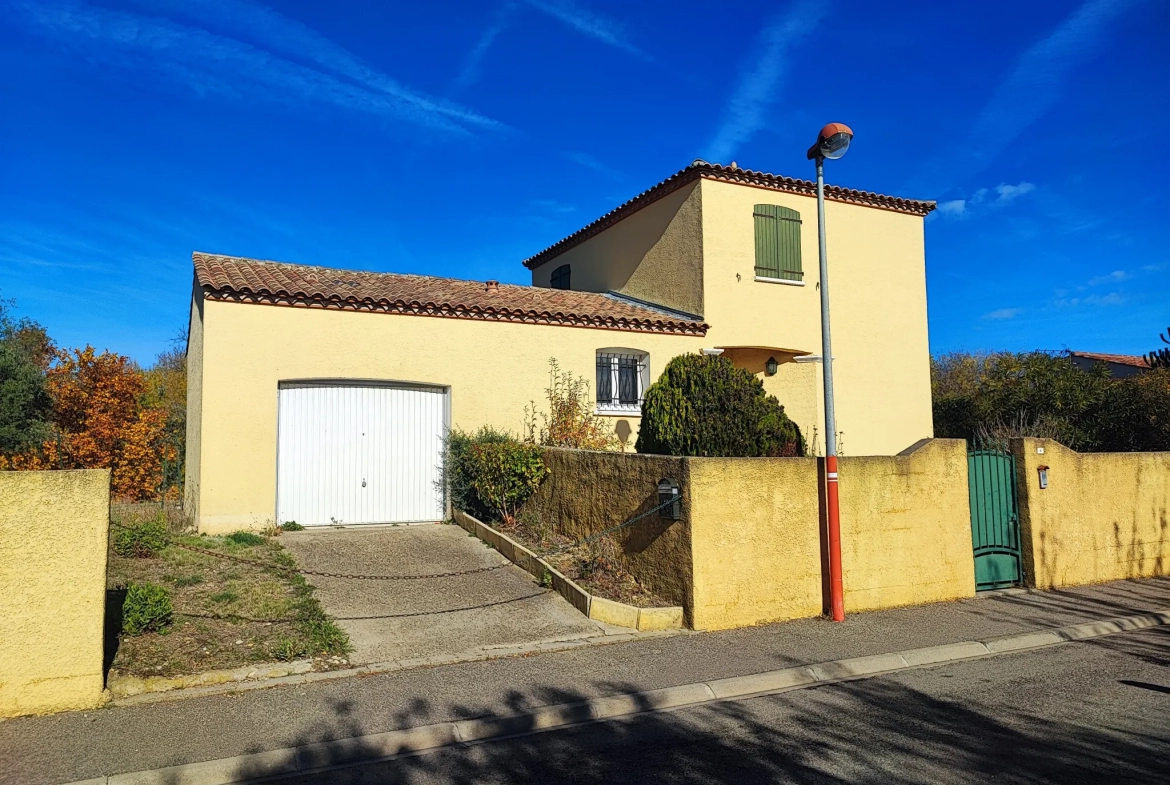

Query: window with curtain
left=595, top=351, right=649, bottom=412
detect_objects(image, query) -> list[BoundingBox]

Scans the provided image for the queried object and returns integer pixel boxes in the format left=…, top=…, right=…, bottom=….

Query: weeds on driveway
left=107, top=520, right=350, bottom=678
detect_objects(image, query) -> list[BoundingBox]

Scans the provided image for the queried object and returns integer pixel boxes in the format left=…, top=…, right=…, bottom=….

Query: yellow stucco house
left=185, top=161, right=936, bottom=533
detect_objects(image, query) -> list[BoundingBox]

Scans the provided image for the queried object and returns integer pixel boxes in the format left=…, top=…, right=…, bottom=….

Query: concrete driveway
left=281, top=523, right=613, bottom=665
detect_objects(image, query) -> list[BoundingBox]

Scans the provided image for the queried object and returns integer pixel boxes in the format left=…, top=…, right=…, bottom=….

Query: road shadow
left=215, top=637, right=1170, bottom=785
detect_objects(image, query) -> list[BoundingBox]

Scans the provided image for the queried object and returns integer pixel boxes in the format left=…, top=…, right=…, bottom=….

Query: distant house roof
left=1069, top=351, right=1150, bottom=369
left=523, top=161, right=937, bottom=270
left=192, top=252, right=708, bottom=336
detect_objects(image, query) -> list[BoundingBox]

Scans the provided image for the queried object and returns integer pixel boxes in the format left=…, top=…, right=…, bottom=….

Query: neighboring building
left=185, top=162, right=936, bottom=532
left=1068, top=351, right=1151, bottom=379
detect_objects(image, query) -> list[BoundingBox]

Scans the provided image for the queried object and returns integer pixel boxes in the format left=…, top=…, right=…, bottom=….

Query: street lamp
left=807, top=122, right=853, bottom=623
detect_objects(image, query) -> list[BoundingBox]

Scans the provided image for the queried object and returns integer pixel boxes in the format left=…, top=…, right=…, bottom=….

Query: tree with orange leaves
left=3, top=346, right=174, bottom=500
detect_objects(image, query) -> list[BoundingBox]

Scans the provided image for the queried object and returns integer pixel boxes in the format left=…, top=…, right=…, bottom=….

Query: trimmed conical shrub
left=636, top=354, right=805, bottom=457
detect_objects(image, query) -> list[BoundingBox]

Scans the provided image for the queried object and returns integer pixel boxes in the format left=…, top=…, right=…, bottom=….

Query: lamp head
left=807, top=123, right=853, bottom=161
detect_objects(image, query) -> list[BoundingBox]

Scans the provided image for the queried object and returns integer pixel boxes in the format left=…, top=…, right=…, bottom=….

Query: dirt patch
left=107, top=528, right=350, bottom=678
left=495, top=517, right=670, bottom=608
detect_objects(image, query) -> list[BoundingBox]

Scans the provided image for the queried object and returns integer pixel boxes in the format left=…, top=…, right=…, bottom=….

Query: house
left=185, top=162, right=936, bottom=532
left=1068, top=351, right=1150, bottom=379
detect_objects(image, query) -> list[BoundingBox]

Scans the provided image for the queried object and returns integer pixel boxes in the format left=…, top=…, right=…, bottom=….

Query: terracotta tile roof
left=523, top=161, right=937, bottom=270
left=1069, top=351, right=1151, bottom=369
left=192, top=252, right=708, bottom=336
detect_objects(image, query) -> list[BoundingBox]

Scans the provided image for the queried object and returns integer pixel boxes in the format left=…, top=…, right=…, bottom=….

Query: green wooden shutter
left=753, top=205, right=802, bottom=281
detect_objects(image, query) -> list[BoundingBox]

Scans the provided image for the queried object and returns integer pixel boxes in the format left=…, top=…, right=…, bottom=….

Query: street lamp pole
left=807, top=123, right=853, bottom=623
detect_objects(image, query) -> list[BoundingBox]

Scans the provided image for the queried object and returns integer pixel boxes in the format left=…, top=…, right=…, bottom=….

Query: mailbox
left=658, top=478, right=681, bottom=520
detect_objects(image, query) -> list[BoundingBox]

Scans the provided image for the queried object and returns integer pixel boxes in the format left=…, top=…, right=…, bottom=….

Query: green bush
left=442, top=426, right=516, bottom=521
left=466, top=440, right=548, bottom=524
left=1094, top=368, right=1170, bottom=451
left=113, top=518, right=168, bottom=558
left=226, top=531, right=265, bottom=546
left=122, top=582, right=173, bottom=635
left=279, top=521, right=305, bottom=532
left=635, top=354, right=805, bottom=457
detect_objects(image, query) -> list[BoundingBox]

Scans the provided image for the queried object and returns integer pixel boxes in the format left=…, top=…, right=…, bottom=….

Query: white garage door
left=276, top=382, right=448, bottom=526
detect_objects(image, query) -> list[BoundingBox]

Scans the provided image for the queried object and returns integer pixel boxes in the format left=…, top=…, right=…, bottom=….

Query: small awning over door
left=277, top=382, right=447, bottom=526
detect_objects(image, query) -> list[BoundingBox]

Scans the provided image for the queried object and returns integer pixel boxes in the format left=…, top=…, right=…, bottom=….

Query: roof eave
left=522, top=163, right=936, bottom=270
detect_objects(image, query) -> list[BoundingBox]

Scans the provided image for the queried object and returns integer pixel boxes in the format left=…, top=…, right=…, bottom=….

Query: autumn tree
left=4, top=346, right=174, bottom=500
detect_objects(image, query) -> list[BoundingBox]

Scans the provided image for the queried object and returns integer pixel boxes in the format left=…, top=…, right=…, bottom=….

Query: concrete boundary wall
left=522, top=440, right=976, bottom=631
left=0, top=469, right=110, bottom=717
left=1013, top=438, right=1170, bottom=589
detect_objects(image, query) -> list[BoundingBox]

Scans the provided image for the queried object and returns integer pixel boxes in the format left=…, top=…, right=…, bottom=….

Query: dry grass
left=107, top=527, right=349, bottom=678
left=497, top=516, right=670, bottom=608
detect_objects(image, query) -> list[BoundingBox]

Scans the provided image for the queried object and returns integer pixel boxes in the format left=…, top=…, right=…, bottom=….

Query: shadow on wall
left=103, top=588, right=126, bottom=684
left=219, top=636, right=1170, bottom=784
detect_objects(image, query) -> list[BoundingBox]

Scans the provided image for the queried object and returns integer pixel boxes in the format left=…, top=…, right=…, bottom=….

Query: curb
left=73, top=608, right=1170, bottom=785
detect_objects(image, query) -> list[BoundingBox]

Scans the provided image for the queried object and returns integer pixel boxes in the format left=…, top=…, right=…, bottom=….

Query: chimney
left=485, top=280, right=499, bottom=293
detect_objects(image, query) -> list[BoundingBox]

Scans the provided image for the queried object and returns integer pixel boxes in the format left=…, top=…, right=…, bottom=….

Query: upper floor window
left=753, top=204, right=803, bottom=282
left=551, top=264, right=571, bottom=290
left=596, top=350, right=648, bottom=413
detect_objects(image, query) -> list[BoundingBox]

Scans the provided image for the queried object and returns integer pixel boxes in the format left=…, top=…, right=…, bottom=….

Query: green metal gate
left=967, top=449, right=1022, bottom=590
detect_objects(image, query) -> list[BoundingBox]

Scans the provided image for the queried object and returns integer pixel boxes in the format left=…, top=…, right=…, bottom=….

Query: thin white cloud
left=1087, top=270, right=1130, bottom=286
left=984, top=308, right=1021, bottom=320
left=564, top=151, right=624, bottom=180
left=453, top=3, right=519, bottom=89
left=994, top=182, right=1036, bottom=202
left=13, top=0, right=501, bottom=133
left=1055, top=292, right=1125, bottom=307
left=704, top=0, right=825, bottom=164
left=523, top=0, right=648, bottom=59
left=934, top=182, right=1036, bottom=219
left=965, top=0, right=1145, bottom=170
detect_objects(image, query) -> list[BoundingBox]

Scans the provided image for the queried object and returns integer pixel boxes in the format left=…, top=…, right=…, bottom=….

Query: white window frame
left=595, top=349, right=650, bottom=415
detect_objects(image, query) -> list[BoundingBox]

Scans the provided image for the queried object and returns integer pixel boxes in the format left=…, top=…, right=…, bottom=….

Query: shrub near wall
left=636, top=354, right=804, bottom=458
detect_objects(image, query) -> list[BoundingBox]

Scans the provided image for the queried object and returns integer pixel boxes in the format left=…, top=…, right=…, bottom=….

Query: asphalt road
left=2, top=578, right=1167, bottom=785
left=266, top=627, right=1170, bottom=785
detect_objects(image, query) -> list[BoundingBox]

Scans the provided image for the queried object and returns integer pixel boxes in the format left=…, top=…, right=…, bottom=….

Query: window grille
left=596, top=352, right=647, bottom=411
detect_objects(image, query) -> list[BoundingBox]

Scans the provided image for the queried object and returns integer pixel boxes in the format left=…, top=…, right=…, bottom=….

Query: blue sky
left=1, top=0, right=1167, bottom=364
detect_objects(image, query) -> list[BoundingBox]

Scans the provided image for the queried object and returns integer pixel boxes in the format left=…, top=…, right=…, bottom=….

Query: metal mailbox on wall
left=658, top=478, right=681, bottom=520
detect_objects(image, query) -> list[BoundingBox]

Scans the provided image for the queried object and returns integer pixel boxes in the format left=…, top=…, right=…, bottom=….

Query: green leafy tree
left=0, top=297, right=53, bottom=455
left=635, top=354, right=805, bottom=457
left=1093, top=368, right=1170, bottom=451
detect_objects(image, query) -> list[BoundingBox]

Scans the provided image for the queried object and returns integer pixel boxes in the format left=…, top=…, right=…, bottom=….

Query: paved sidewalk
left=2, top=577, right=1168, bottom=785
left=279, top=524, right=614, bottom=664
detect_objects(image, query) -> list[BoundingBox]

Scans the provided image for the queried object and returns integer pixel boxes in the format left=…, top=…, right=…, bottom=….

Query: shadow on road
left=215, top=633, right=1170, bottom=785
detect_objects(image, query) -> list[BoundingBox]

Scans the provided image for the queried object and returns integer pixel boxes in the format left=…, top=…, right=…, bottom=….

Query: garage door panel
left=277, top=383, right=447, bottom=526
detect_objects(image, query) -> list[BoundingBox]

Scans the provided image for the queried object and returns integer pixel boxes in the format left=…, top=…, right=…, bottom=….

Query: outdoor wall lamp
left=765, top=356, right=778, bottom=376
left=657, top=478, right=681, bottom=520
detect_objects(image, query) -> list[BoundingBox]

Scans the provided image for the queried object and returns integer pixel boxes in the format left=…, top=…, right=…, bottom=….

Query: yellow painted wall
left=527, top=442, right=974, bottom=631
left=531, top=182, right=705, bottom=317
left=529, top=176, right=933, bottom=457
left=191, top=298, right=704, bottom=532
left=185, top=289, right=204, bottom=524
left=688, top=457, right=823, bottom=630
left=0, top=470, right=110, bottom=717
left=1014, top=439, right=1170, bottom=588
left=698, top=179, right=933, bottom=457
left=838, top=439, right=976, bottom=611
